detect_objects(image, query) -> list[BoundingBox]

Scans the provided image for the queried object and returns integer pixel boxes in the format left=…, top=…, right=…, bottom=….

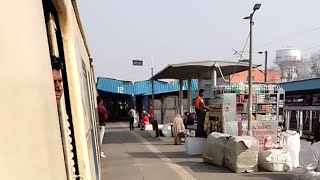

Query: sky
left=77, top=0, right=320, bottom=82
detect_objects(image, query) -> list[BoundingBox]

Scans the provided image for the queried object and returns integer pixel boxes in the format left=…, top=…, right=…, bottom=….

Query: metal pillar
left=212, top=68, right=217, bottom=87
left=310, top=110, right=313, bottom=131
left=299, top=111, right=303, bottom=136
left=179, top=79, right=184, bottom=116
left=247, top=13, right=254, bottom=136
left=187, top=78, right=192, bottom=112
left=151, top=57, right=155, bottom=121
left=198, top=78, right=202, bottom=90
left=264, top=51, right=268, bottom=82
left=285, top=110, right=290, bottom=130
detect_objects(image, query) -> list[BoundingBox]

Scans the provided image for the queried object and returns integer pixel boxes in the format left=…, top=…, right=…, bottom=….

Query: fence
left=284, top=106, right=320, bottom=138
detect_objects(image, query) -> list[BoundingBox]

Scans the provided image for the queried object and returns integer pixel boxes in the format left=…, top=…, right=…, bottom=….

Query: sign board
left=225, top=121, right=278, bottom=145
left=222, top=93, right=236, bottom=122
left=132, top=60, right=143, bottom=66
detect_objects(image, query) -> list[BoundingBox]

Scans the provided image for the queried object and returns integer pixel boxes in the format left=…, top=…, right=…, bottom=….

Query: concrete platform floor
left=101, top=122, right=308, bottom=180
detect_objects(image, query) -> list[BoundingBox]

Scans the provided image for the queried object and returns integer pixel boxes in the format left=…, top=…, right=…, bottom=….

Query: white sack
left=224, top=136, right=259, bottom=173
left=258, top=149, right=293, bottom=172
left=280, top=130, right=300, bottom=168
left=202, top=132, right=230, bottom=167
left=162, top=124, right=172, bottom=137
left=185, top=137, right=206, bottom=155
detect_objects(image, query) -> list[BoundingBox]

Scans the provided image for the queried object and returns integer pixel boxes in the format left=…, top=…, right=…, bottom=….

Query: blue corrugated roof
left=138, top=79, right=198, bottom=95
left=134, top=80, right=170, bottom=95
left=97, top=77, right=134, bottom=95
left=280, top=78, right=320, bottom=92
left=97, top=77, right=198, bottom=95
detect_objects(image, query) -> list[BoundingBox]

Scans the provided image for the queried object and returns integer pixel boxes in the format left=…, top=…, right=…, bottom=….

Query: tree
left=310, top=51, right=320, bottom=77
left=296, top=59, right=312, bottom=80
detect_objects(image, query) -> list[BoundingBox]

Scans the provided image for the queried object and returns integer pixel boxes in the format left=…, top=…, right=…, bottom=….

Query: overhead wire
left=228, top=32, right=251, bottom=83
left=302, top=44, right=320, bottom=52
left=259, top=25, right=320, bottom=48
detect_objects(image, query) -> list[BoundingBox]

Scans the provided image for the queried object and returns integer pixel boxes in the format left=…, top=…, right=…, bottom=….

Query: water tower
left=275, top=48, right=302, bottom=82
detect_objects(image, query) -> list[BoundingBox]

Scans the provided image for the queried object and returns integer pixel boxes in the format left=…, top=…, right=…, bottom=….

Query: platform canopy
left=152, top=60, right=261, bottom=80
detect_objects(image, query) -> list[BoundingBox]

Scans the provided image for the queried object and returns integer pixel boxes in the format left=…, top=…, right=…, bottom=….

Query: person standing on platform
left=128, top=107, right=136, bottom=131
left=148, top=104, right=154, bottom=121
left=194, top=89, right=210, bottom=137
left=172, top=114, right=185, bottom=145
left=97, top=96, right=108, bottom=158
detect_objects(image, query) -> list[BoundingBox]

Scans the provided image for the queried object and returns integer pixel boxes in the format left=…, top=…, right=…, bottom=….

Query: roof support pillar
left=198, top=78, right=202, bottom=90
left=187, top=78, right=192, bottom=112
left=179, top=79, right=184, bottom=116
left=212, top=68, right=217, bottom=88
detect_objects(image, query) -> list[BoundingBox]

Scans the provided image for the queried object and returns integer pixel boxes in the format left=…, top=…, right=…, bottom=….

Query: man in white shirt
left=300, top=141, right=320, bottom=180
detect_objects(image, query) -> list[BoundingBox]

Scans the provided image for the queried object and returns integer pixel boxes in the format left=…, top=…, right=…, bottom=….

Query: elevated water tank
left=275, top=48, right=302, bottom=82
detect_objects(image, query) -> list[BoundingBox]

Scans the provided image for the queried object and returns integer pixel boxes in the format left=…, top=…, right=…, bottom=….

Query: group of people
left=50, top=55, right=206, bottom=157
left=171, top=88, right=209, bottom=145
left=52, top=64, right=320, bottom=177
left=128, top=107, right=150, bottom=131
left=95, top=88, right=208, bottom=149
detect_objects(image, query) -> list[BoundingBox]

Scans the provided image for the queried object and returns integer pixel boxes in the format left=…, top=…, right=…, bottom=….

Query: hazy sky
left=78, top=0, right=320, bottom=82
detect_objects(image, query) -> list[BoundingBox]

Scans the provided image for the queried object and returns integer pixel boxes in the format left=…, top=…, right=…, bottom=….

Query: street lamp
left=258, top=51, right=268, bottom=82
left=244, top=3, right=261, bottom=136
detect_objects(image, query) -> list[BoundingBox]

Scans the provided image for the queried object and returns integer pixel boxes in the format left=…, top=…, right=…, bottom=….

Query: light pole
left=258, top=51, right=268, bottom=82
left=132, top=58, right=154, bottom=118
left=244, top=3, right=261, bottom=136
left=151, top=56, right=155, bottom=123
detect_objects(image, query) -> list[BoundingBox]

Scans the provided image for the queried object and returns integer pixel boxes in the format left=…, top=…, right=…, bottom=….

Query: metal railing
left=284, top=106, right=320, bottom=137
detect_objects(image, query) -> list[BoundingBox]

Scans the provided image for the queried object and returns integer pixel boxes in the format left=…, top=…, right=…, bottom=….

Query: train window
left=81, top=60, right=94, bottom=129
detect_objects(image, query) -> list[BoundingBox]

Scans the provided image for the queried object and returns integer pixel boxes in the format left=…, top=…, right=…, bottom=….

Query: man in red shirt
left=148, top=104, right=153, bottom=118
left=140, top=111, right=150, bottom=130
left=97, top=97, right=108, bottom=146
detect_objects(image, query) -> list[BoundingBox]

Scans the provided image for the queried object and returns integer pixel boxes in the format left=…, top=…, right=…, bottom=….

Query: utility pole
left=264, top=51, right=268, bottom=82
left=244, top=3, right=261, bottom=136
left=151, top=56, right=155, bottom=123
left=259, top=51, right=268, bottom=82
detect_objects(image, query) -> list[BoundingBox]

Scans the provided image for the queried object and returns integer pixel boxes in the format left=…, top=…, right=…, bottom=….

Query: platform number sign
left=132, top=60, right=143, bottom=66
left=117, top=86, right=124, bottom=94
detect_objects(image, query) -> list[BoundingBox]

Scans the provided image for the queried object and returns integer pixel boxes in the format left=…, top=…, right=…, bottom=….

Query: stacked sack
left=258, top=149, right=293, bottom=172
left=224, top=136, right=259, bottom=173
left=280, top=130, right=301, bottom=168
left=203, top=133, right=259, bottom=173
left=202, top=132, right=230, bottom=166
